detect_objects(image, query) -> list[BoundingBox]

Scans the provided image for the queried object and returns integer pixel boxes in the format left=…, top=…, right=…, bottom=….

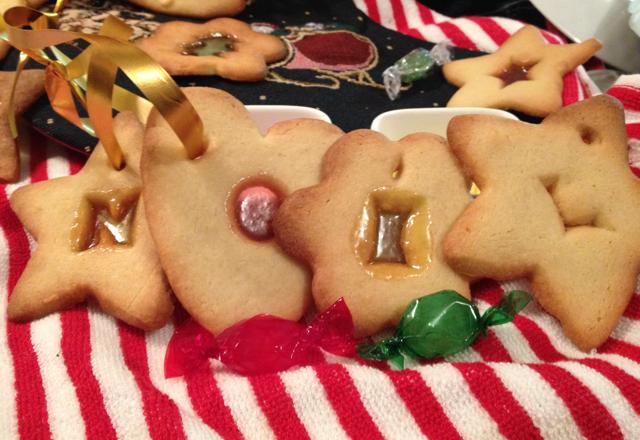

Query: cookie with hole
left=135, top=18, right=287, bottom=80
left=7, top=112, right=173, bottom=330
left=442, top=25, right=601, bottom=117
left=140, top=87, right=343, bottom=335
left=443, top=95, right=640, bottom=351
left=272, top=129, right=471, bottom=337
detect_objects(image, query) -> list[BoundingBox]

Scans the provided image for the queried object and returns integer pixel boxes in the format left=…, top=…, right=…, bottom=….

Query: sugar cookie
left=8, top=112, right=173, bottom=330
left=273, top=130, right=471, bottom=336
left=141, top=87, right=343, bottom=334
left=443, top=25, right=601, bottom=117
left=443, top=95, right=640, bottom=350
left=136, top=18, right=287, bottom=80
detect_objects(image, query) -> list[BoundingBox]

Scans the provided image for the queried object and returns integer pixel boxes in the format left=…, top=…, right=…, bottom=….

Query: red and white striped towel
left=2, top=1, right=640, bottom=438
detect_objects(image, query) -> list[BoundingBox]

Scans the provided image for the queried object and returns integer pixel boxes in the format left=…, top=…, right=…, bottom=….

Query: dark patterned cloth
left=10, top=0, right=481, bottom=153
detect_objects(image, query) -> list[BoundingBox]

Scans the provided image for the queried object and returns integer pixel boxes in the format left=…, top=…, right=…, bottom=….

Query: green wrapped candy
left=358, top=290, right=531, bottom=369
left=383, top=40, right=453, bottom=100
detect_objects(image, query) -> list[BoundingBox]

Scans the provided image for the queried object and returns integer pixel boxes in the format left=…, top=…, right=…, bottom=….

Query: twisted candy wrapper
left=165, top=298, right=357, bottom=377
left=358, top=290, right=531, bottom=369
left=383, top=40, right=453, bottom=100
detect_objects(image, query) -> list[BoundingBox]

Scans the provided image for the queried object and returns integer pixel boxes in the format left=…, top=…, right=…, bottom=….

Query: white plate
left=530, top=0, right=640, bottom=73
left=246, top=105, right=331, bottom=135
left=370, top=107, right=518, bottom=141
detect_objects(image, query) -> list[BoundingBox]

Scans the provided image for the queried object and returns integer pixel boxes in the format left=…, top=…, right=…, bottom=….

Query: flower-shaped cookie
left=141, top=88, right=343, bottom=335
left=273, top=130, right=471, bottom=336
left=443, top=95, right=640, bottom=350
left=136, top=18, right=287, bottom=80
left=0, top=69, right=45, bottom=182
left=443, top=25, right=602, bottom=117
left=8, top=112, right=173, bottom=330
left=126, top=0, right=246, bottom=19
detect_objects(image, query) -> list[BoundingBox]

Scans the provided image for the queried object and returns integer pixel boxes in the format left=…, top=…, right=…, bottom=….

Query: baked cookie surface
left=443, top=95, right=640, bottom=350
left=136, top=18, right=287, bottom=80
left=443, top=25, right=601, bottom=117
left=0, top=69, right=45, bottom=182
left=8, top=112, right=173, bottom=329
left=141, top=87, right=343, bottom=335
left=273, top=130, right=471, bottom=336
left=126, top=0, right=246, bottom=18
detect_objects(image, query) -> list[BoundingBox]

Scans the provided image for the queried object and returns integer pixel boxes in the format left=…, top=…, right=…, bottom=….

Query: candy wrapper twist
left=383, top=40, right=453, bottom=100
left=358, top=290, right=531, bottom=369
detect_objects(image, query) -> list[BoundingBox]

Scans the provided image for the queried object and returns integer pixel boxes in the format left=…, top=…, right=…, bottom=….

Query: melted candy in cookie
left=182, top=33, right=236, bottom=57
left=71, top=188, right=140, bottom=251
left=235, top=184, right=282, bottom=241
left=354, top=188, right=430, bottom=280
left=497, top=64, right=529, bottom=86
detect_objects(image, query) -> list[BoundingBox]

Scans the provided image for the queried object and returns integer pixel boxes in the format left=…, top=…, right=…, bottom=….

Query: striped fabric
left=2, top=1, right=640, bottom=438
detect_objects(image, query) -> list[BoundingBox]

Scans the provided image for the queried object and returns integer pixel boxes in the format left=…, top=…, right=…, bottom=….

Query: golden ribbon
left=2, top=1, right=205, bottom=169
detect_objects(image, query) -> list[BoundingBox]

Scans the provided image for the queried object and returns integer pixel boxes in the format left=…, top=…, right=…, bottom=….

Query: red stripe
left=314, top=364, right=384, bottom=440
left=363, top=0, right=381, bottom=23
left=436, top=21, right=478, bottom=51
left=473, top=280, right=567, bottom=362
left=456, top=363, right=543, bottom=440
left=60, top=307, right=117, bottom=439
left=390, top=0, right=408, bottom=31
left=624, top=294, right=640, bottom=319
left=466, top=17, right=512, bottom=45
left=608, top=86, right=640, bottom=112
left=386, top=369, right=462, bottom=439
left=118, top=324, right=186, bottom=440
left=600, top=338, right=640, bottom=363
left=389, top=0, right=424, bottom=40
left=185, top=371, right=243, bottom=440
left=578, top=358, right=640, bottom=415
left=530, top=364, right=623, bottom=439
left=511, top=317, right=566, bottom=362
left=472, top=279, right=504, bottom=305
left=250, top=375, right=311, bottom=440
left=562, top=72, right=581, bottom=106
left=471, top=329, right=512, bottom=362
left=4, top=143, right=52, bottom=439
left=415, top=1, right=435, bottom=24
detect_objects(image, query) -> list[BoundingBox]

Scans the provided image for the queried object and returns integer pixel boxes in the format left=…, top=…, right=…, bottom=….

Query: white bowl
left=370, top=107, right=519, bottom=141
left=246, top=105, right=331, bottom=135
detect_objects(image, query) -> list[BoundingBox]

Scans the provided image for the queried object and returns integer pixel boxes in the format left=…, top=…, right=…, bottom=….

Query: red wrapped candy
left=165, top=298, right=356, bottom=377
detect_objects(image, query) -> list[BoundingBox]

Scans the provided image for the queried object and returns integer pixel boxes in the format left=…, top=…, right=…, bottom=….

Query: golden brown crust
left=0, top=69, right=46, bottom=183
left=443, top=95, right=640, bottom=350
left=136, top=18, right=287, bottom=80
left=127, top=0, right=246, bottom=18
left=273, top=130, right=471, bottom=336
left=141, top=87, right=343, bottom=335
left=7, top=112, right=173, bottom=330
left=443, top=25, right=602, bottom=117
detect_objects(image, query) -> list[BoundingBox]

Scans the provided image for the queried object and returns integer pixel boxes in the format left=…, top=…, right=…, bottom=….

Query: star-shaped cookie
left=443, top=25, right=602, bottom=117
left=136, top=18, right=287, bottom=80
left=0, top=69, right=45, bottom=182
left=273, top=130, right=471, bottom=336
left=8, top=112, right=173, bottom=330
left=443, top=95, right=640, bottom=350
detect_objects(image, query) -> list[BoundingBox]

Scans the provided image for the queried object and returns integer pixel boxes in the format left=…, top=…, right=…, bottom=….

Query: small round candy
left=236, top=185, right=281, bottom=240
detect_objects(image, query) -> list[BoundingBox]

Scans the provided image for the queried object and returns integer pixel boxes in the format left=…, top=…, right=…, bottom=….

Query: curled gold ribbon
left=2, top=4, right=205, bottom=169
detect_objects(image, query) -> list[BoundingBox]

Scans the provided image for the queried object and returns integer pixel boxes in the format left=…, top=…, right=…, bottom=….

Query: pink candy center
left=236, top=186, right=281, bottom=240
